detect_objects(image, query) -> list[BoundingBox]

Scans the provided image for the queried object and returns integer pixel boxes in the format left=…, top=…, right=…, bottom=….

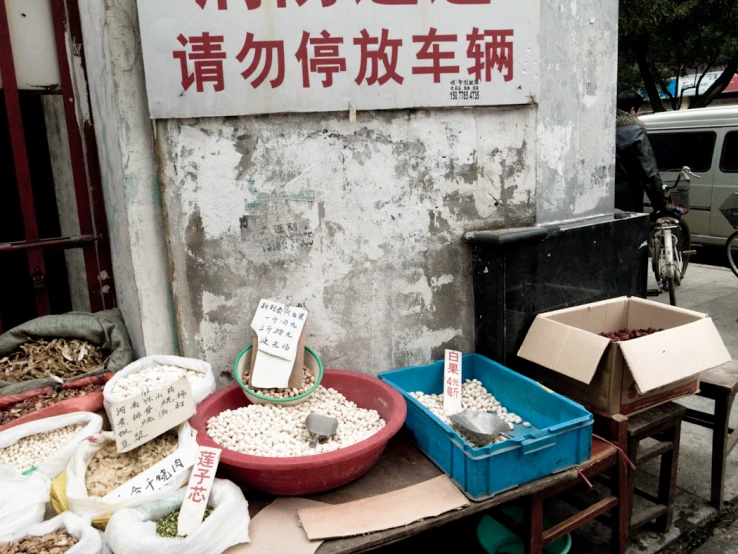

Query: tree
left=618, top=0, right=738, bottom=111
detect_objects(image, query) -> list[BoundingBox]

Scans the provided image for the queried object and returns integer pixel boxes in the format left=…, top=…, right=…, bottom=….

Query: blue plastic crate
left=379, top=354, right=593, bottom=500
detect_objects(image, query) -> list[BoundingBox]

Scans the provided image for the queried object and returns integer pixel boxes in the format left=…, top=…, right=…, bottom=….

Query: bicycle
left=649, top=166, right=699, bottom=306
left=720, top=192, right=738, bottom=278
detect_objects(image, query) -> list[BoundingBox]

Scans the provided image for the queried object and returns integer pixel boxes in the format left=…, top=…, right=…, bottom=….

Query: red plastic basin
left=189, top=369, right=407, bottom=495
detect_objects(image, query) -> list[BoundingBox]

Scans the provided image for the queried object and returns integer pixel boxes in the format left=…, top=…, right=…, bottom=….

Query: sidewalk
left=571, top=264, right=738, bottom=553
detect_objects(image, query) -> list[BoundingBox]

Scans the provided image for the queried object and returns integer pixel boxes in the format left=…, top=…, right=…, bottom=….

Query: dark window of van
left=649, top=131, right=716, bottom=172
left=721, top=131, right=738, bottom=172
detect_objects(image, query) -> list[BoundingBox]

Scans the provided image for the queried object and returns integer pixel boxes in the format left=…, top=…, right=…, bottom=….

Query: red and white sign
left=136, top=0, right=538, bottom=118
left=177, top=446, right=221, bottom=536
left=443, top=349, right=462, bottom=416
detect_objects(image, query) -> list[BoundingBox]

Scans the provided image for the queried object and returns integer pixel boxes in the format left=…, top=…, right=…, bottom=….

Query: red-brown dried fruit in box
left=599, top=328, right=664, bottom=342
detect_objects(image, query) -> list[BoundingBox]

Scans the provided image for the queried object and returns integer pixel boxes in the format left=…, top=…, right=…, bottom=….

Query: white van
left=640, top=106, right=738, bottom=246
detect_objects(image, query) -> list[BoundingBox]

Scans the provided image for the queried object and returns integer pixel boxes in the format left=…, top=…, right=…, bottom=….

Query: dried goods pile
left=409, top=379, right=531, bottom=448
left=0, top=425, right=81, bottom=472
left=0, top=339, right=105, bottom=383
left=242, top=368, right=316, bottom=399
left=0, top=530, right=78, bottom=554
left=85, top=433, right=178, bottom=496
left=207, top=386, right=385, bottom=457
left=599, top=328, right=663, bottom=342
left=155, top=505, right=214, bottom=538
left=0, top=383, right=105, bottom=426
left=110, top=366, right=205, bottom=398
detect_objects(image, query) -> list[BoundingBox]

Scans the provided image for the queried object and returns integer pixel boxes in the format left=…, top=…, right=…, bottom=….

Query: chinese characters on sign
left=111, top=377, right=197, bottom=453
left=109, top=448, right=198, bottom=499
left=250, top=299, right=308, bottom=389
left=444, top=349, right=463, bottom=416
left=251, top=299, right=307, bottom=361
left=178, top=446, right=222, bottom=536
left=136, top=0, right=537, bottom=117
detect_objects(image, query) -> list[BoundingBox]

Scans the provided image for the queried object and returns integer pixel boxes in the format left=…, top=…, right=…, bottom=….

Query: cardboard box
left=518, top=297, right=731, bottom=415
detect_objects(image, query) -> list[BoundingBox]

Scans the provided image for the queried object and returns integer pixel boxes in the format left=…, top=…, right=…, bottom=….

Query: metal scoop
left=305, top=413, right=338, bottom=448
left=449, top=410, right=511, bottom=446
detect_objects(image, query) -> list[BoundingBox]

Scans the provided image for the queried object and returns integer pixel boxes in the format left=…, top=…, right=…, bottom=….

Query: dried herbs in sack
left=53, top=423, right=198, bottom=526
left=0, top=512, right=103, bottom=554
left=0, top=309, right=133, bottom=398
left=0, top=412, right=102, bottom=479
left=103, top=355, right=215, bottom=422
left=104, top=479, right=250, bottom=554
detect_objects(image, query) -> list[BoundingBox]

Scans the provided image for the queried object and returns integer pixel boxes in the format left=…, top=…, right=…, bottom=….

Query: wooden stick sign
left=250, top=299, right=308, bottom=389
left=443, top=350, right=463, bottom=416
left=177, top=446, right=222, bottom=537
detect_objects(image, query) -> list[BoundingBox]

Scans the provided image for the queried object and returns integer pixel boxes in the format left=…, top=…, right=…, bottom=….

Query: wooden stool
left=682, top=361, right=738, bottom=507
left=627, top=402, right=685, bottom=533
left=492, top=438, right=629, bottom=554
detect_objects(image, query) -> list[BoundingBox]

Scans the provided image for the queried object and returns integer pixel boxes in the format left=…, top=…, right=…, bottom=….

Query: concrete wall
left=536, top=0, right=617, bottom=223
left=78, top=0, right=618, bottom=382
left=158, top=108, right=536, bottom=381
left=77, top=0, right=178, bottom=356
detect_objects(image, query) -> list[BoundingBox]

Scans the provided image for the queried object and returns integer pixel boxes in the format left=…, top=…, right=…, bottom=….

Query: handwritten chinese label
left=178, top=446, right=222, bottom=536
left=135, top=0, right=538, bottom=118
left=444, top=349, right=462, bottom=416
left=107, top=441, right=199, bottom=499
left=251, top=299, right=308, bottom=363
left=250, top=299, right=308, bottom=389
left=111, top=377, right=196, bottom=453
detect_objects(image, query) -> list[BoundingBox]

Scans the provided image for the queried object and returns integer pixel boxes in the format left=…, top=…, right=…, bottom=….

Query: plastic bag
left=0, top=374, right=112, bottom=432
left=105, top=479, right=250, bottom=554
left=0, top=512, right=103, bottom=554
left=0, top=412, right=103, bottom=479
left=103, top=355, right=216, bottom=421
left=60, top=422, right=199, bottom=524
left=0, top=468, right=50, bottom=537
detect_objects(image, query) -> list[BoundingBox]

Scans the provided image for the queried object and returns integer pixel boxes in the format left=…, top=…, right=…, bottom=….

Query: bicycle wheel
left=668, top=276, right=677, bottom=306
left=726, top=231, right=738, bottom=278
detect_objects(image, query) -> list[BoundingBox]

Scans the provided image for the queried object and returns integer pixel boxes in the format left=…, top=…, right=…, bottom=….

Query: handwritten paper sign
left=107, top=443, right=198, bottom=499
left=111, top=377, right=196, bottom=453
left=178, top=446, right=222, bottom=536
left=444, top=350, right=463, bottom=416
left=250, top=299, right=308, bottom=389
left=251, top=300, right=307, bottom=362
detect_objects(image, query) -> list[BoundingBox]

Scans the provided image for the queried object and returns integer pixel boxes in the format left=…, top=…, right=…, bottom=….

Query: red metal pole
left=0, top=0, right=51, bottom=316
left=64, top=0, right=117, bottom=309
left=48, top=0, right=105, bottom=313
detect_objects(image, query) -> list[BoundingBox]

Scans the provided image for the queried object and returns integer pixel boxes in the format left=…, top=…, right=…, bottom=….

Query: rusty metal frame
left=0, top=0, right=51, bottom=318
left=0, top=0, right=117, bottom=330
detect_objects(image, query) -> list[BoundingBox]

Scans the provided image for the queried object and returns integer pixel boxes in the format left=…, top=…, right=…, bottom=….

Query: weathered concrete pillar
left=76, top=0, right=178, bottom=356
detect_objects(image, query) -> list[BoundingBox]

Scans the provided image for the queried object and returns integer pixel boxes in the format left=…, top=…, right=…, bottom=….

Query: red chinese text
left=446, top=386, right=460, bottom=398
left=412, top=28, right=459, bottom=83
left=193, top=467, right=211, bottom=485
left=198, top=450, right=218, bottom=469
left=354, top=29, right=403, bottom=85
left=296, top=30, right=346, bottom=88
left=448, top=351, right=460, bottom=362
left=467, top=28, right=514, bottom=82
left=188, top=485, right=208, bottom=503
left=448, top=362, right=459, bottom=374
left=173, top=33, right=227, bottom=92
left=237, top=33, right=285, bottom=88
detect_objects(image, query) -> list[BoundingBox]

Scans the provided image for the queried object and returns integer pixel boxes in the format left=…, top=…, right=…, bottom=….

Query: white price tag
left=178, top=446, right=221, bottom=537
left=111, top=377, right=196, bottom=453
left=251, top=299, right=307, bottom=363
left=443, top=350, right=463, bottom=416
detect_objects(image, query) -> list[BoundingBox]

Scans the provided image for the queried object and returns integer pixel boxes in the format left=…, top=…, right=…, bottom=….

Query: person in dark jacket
left=615, top=90, right=668, bottom=215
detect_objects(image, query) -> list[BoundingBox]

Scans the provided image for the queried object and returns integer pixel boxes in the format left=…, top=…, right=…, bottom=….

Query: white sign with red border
left=443, top=349, right=463, bottom=416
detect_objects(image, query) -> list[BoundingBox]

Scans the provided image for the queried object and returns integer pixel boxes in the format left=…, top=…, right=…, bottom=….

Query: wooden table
left=245, top=431, right=624, bottom=554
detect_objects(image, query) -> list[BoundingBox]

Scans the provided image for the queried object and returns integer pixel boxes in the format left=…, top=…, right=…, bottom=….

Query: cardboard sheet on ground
left=224, top=497, right=327, bottom=554
left=297, top=475, right=469, bottom=540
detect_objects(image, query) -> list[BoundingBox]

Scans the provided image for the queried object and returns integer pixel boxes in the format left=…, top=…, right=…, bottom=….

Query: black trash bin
left=465, top=212, right=649, bottom=375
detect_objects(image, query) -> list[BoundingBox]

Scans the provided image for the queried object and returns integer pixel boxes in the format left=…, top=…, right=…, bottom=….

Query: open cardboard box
left=518, top=297, right=731, bottom=415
